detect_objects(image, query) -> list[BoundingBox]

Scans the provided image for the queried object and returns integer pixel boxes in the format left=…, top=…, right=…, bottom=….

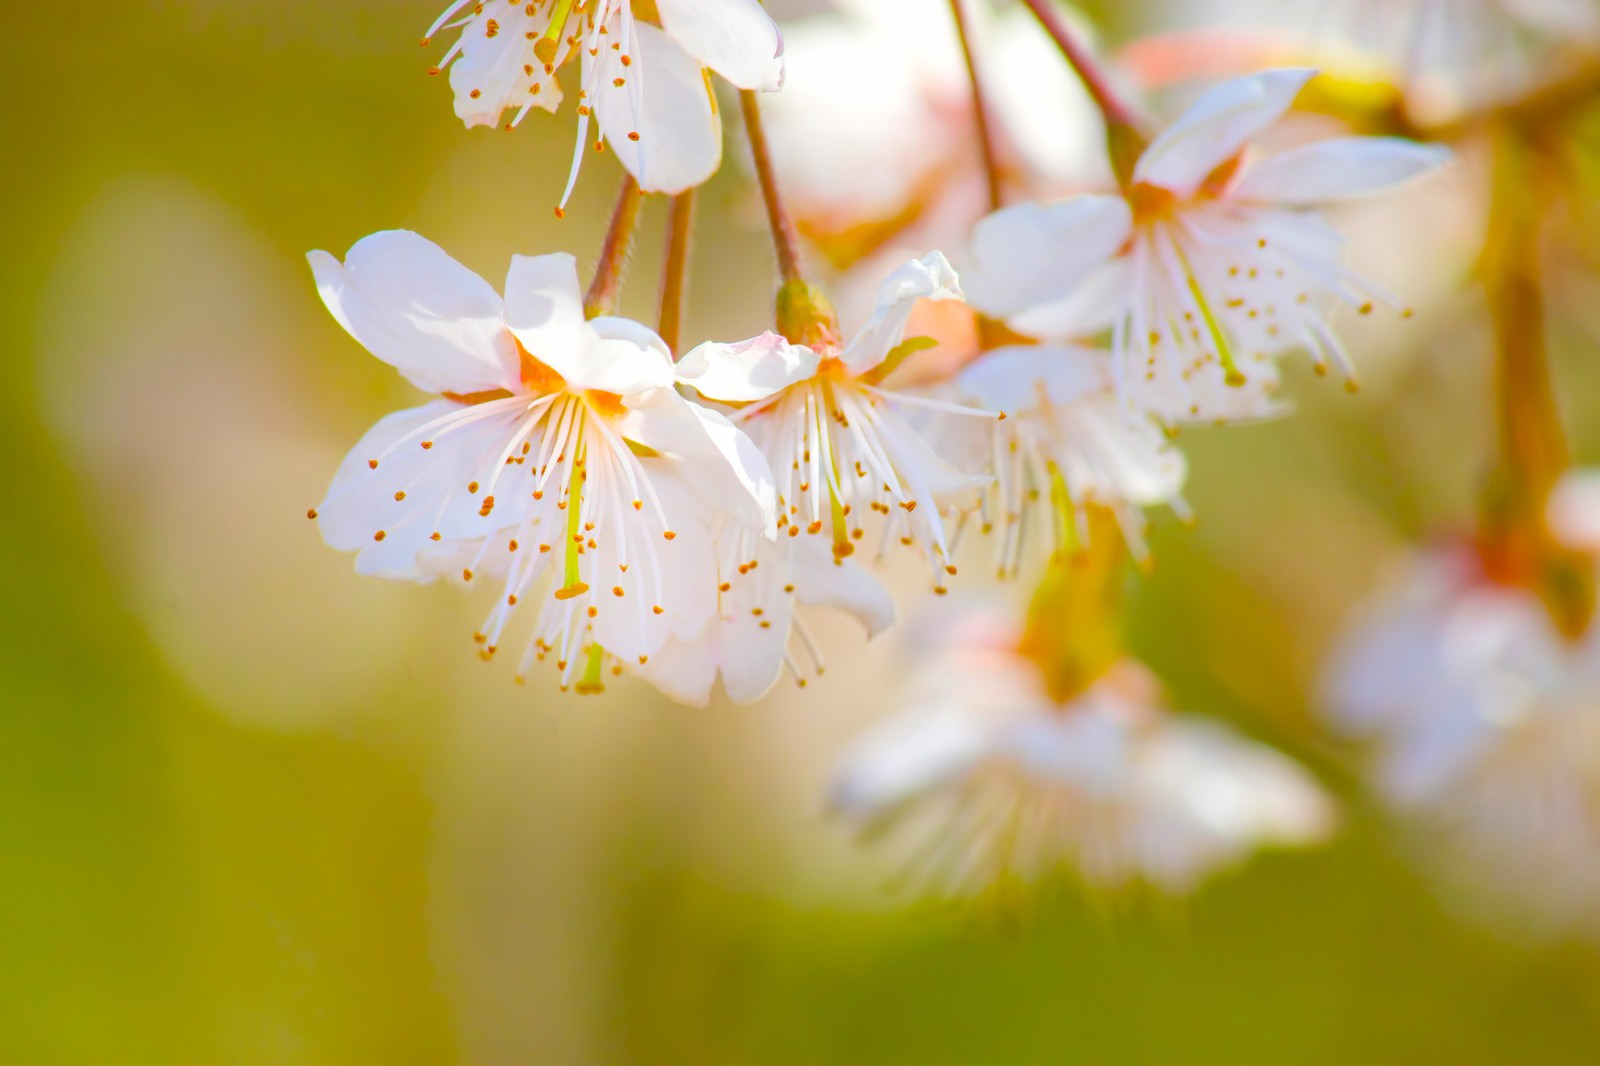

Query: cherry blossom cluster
left=298, top=0, right=1548, bottom=898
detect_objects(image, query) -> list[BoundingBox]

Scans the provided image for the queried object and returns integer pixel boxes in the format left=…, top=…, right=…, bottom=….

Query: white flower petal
left=963, top=197, right=1132, bottom=321
left=619, top=388, right=778, bottom=536
left=632, top=630, right=721, bottom=706
left=308, top=231, right=520, bottom=396
left=1134, top=68, right=1316, bottom=197
left=677, top=332, right=820, bottom=403
left=583, top=458, right=718, bottom=664
left=502, top=252, right=587, bottom=378
left=576, top=316, right=677, bottom=394
left=317, top=398, right=526, bottom=580
left=828, top=702, right=995, bottom=819
left=865, top=400, right=991, bottom=506
left=1009, top=256, right=1133, bottom=340
left=593, top=21, right=722, bottom=195
left=841, top=251, right=964, bottom=375
left=792, top=537, right=895, bottom=638
left=629, top=532, right=796, bottom=705
left=1548, top=470, right=1600, bottom=553
left=445, top=0, right=563, bottom=129
left=957, top=344, right=1108, bottom=414
left=656, top=0, right=785, bottom=91
left=1232, top=138, right=1452, bottom=204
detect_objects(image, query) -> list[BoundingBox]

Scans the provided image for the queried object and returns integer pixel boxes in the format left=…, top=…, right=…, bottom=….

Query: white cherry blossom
left=830, top=609, right=1335, bottom=895
left=678, top=253, right=994, bottom=595
left=963, top=69, right=1450, bottom=422
left=425, top=0, right=785, bottom=201
left=306, top=230, right=774, bottom=692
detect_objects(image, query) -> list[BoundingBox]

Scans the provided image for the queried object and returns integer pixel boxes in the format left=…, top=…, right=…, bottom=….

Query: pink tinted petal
left=677, top=332, right=820, bottom=403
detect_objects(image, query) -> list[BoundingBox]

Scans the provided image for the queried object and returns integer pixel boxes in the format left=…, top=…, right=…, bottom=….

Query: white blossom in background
left=306, top=231, right=775, bottom=691
left=425, top=0, right=785, bottom=202
left=963, top=69, right=1450, bottom=422
left=831, top=608, right=1335, bottom=895
left=678, top=253, right=994, bottom=597
left=1141, top=0, right=1600, bottom=117
left=939, top=343, right=1193, bottom=573
left=1323, top=472, right=1600, bottom=937
left=760, top=0, right=1105, bottom=314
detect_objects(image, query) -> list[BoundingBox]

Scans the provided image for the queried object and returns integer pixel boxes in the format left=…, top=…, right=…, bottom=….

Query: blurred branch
left=1419, top=54, right=1600, bottom=142
left=949, top=0, right=1004, bottom=214
left=1018, top=0, right=1139, bottom=127
left=1480, top=125, right=1596, bottom=638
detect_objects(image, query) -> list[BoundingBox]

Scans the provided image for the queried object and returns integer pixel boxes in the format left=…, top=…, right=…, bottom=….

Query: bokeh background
left=9, top=1, right=1600, bottom=1063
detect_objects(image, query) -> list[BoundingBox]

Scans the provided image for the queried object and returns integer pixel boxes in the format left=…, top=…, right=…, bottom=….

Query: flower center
left=585, top=389, right=629, bottom=419
left=518, top=339, right=566, bottom=394
left=1128, top=182, right=1178, bottom=224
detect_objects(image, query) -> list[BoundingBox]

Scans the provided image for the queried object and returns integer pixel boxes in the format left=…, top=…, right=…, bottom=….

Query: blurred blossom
left=762, top=0, right=1106, bottom=313
left=1144, top=0, right=1600, bottom=119
left=1324, top=471, right=1600, bottom=937
left=831, top=607, right=1334, bottom=896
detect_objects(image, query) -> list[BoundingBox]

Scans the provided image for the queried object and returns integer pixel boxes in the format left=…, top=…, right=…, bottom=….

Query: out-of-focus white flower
left=1323, top=472, right=1600, bottom=937
left=831, top=609, right=1334, bottom=895
left=963, top=69, right=1450, bottom=422
left=678, top=253, right=994, bottom=593
left=933, top=343, right=1193, bottom=572
left=1142, top=0, right=1600, bottom=119
left=760, top=0, right=1106, bottom=290
left=425, top=0, right=784, bottom=201
left=307, top=230, right=775, bottom=691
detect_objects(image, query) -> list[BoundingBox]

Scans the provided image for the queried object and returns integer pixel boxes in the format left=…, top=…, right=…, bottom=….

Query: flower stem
left=949, top=0, right=1004, bottom=214
left=657, top=190, right=695, bottom=357
left=1481, top=124, right=1594, bottom=637
left=948, top=0, right=1017, bottom=352
left=583, top=173, right=642, bottom=319
left=740, top=88, right=806, bottom=285
left=1018, top=0, right=1142, bottom=133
